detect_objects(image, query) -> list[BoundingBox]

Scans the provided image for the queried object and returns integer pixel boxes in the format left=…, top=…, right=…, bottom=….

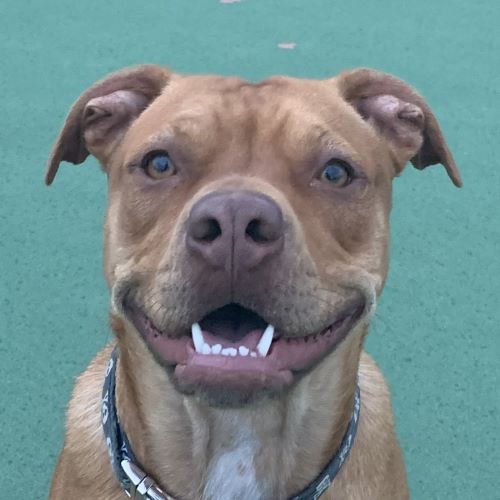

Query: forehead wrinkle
left=252, top=102, right=364, bottom=171
left=125, top=105, right=225, bottom=165
left=323, top=136, right=365, bottom=165
left=264, top=109, right=329, bottom=160
left=176, top=111, right=225, bottom=164
left=274, top=95, right=367, bottom=163
left=124, top=128, right=174, bottom=163
left=171, top=113, right=212, bottom=139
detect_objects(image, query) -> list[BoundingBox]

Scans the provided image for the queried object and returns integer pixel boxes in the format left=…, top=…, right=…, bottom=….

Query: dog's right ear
left=45, top=65, right=171, bottom=185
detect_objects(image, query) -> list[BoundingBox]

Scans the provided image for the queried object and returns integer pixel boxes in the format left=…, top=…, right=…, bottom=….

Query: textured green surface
left=1, top=1, right=499, bottom=498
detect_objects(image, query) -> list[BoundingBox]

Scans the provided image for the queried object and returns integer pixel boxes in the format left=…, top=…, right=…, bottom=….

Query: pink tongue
left=201, top=328, right=266, bottom=350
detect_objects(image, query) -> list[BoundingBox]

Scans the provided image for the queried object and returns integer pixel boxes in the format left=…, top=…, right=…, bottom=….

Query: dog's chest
left=201, top=421, right=266, bottom=500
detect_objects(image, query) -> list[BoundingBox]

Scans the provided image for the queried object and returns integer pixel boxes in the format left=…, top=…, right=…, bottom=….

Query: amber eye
left=142, top=151, right=175, bottom=179
left=321, top=159, right=353, bottom=187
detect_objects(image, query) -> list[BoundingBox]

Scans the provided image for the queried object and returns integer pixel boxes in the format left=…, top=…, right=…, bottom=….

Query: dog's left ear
left=45, top=64, right=171, bottom=185
left=335, top=68, right=462, bottom=187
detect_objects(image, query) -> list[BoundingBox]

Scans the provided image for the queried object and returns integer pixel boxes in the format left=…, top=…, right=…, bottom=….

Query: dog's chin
left=124, top=299, right=366, bottom=408
left=168, top=366, right=290, bottom=407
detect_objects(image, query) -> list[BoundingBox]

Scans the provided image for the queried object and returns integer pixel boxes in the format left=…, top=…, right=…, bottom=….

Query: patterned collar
left=101, top=347, right=361, bottom=500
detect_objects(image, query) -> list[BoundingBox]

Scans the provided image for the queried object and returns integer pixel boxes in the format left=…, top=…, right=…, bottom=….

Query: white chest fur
left=202, top=415, right=265, bottom=500
left=203, top=435, right=262, bottom=499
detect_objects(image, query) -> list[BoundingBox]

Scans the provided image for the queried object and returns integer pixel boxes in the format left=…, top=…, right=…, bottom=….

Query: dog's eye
left=321, top=160, right=352, bottom=187
left=142, top=151, right=175, bottom=179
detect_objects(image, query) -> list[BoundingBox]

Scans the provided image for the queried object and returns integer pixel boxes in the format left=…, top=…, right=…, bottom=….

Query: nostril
left=245, top=219, right=279, bottom=243
left=245, top=219, right=267, bottom=243
left=192, top=218, right=222, bottom=243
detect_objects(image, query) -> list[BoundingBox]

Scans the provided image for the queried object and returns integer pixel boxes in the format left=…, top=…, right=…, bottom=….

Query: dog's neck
left=115, top=322, right=362, bottom=500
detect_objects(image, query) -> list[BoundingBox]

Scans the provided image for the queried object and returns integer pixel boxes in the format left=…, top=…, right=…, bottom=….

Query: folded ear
left=45, top=65, right=171, bottom=185
left=335, top=68, right=462, bottom=187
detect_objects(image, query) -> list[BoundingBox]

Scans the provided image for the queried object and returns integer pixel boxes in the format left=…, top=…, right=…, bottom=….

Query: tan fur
left=47, top=66, right=459, bottom=499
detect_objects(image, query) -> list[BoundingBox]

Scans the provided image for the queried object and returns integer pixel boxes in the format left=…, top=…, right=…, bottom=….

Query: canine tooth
left=256, top=324, right=274, bottom=357
left=201, top=343, right=211, bottom=355
left=191, top=323, right=205, bottom=353
left=238, top=346, right=249, bottom=356
left=212, top=344, right=222, bottom=355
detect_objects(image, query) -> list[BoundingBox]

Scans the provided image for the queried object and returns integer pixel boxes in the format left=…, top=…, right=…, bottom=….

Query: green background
left=1, top=1, right=499, bottom=498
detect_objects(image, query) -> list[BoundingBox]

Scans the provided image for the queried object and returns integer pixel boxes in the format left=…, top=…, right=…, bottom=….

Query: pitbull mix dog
left=46, top=65, right=461, bottom=500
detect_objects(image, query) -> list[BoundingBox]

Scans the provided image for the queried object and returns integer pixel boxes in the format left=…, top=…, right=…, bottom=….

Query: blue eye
left=143, top=151, right=175, bottom=179
left=321, top=160, right=352, bottom=187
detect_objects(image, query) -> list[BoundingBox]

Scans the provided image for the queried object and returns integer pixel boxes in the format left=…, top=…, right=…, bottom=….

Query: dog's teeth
left=221, top=347, right=237, bottom=357
left=256, top=324, right=274, bottom=357
left=250, top=351, right=257, bottom=358
left=238, top=346, right=249, bottom=356
left=191, top=323, right=205, bottom=353
left=201, top=343, right=211, bottom=355
left=212, top=344, right=222, bottom=355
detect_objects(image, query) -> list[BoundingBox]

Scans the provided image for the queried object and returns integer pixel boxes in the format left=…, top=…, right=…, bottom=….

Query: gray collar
left=102, top=346, right=361, bottom=499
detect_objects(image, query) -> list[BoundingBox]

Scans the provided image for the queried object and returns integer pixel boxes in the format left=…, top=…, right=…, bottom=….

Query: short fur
left=46, top=65, right=460, bottom=500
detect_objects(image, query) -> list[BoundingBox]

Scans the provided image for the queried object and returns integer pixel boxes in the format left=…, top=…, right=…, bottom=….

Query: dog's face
left=47, top=66, right=460, bottom=405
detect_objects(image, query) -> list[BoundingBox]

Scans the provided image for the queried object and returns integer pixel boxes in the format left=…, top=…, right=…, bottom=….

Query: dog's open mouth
left=126, top=301, right=364, bottom=394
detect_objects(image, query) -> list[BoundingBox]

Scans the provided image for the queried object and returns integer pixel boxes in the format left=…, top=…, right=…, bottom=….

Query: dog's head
left=46, top=66, right=460, bottom=405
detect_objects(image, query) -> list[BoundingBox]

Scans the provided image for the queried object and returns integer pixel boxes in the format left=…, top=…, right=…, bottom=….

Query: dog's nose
left=186, top=190, right=284, bottom=270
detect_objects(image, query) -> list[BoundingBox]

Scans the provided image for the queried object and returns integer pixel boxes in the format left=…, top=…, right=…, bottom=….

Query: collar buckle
left=121, top=459, right=172, bottom=500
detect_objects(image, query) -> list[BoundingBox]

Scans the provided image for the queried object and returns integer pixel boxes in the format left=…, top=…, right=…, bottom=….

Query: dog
left=46, top=65, right=461, bottom=500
